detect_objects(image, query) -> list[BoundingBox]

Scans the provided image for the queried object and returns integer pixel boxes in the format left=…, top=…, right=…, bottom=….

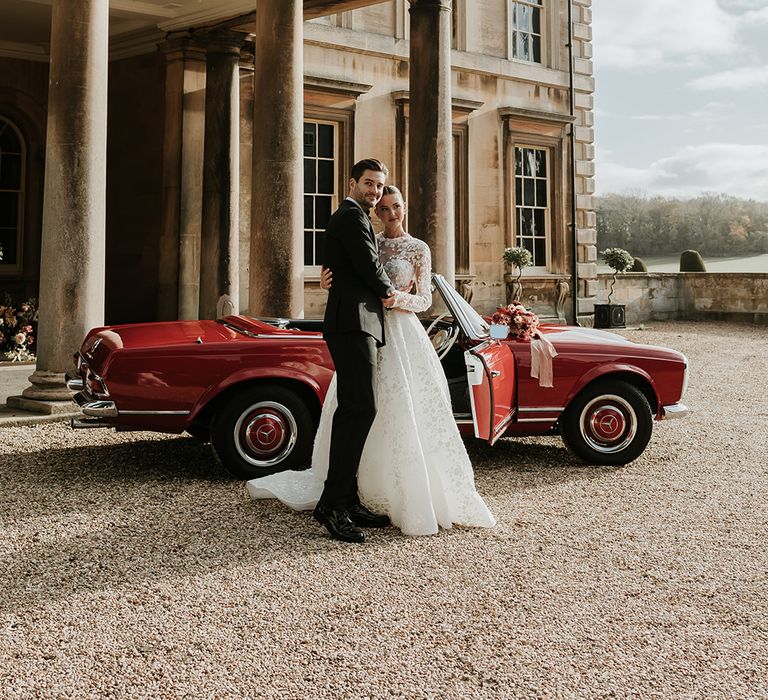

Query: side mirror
left=489, top=324, right=509, bottom=340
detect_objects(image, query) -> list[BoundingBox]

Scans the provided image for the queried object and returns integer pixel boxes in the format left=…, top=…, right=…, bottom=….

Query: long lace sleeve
left=391, top=240, right=432, bottom=313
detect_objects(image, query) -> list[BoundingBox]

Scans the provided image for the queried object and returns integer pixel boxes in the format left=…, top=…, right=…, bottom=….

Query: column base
left=6, top=395, right=77, bottom=415
left=21, top=370, right=75, bottom=401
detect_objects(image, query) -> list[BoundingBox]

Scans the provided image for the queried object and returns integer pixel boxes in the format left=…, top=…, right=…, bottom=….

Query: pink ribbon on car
left=530, top=333, right=558, bottom=388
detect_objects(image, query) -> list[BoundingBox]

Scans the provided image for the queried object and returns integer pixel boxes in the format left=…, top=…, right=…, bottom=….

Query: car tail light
left=87, top=370, right=110, bottom=398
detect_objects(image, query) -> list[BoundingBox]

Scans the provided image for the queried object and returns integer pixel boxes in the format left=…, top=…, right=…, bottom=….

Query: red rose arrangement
left=491, top=303, right=541, bottom=341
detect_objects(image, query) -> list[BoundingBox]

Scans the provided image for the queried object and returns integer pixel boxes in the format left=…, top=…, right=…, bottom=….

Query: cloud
left=688, top=65, right=768, bottom=90
left=593, top=0, right=739, bottom=69
left=595, top=143, right=768, bottom=201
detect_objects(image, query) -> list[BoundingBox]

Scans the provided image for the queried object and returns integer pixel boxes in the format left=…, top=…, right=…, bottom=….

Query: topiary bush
left=630, top=257, right=648, bottom=272
left=679, top=249, right=707, bottom=272
left=601, top=247, right=634, bottom=304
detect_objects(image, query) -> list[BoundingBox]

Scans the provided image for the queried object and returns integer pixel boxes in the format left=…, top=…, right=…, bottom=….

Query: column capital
left=408, top=0, right=452, bottom=10
left=196, top=28, right=249, bottom=57
left=157, top=30, right=206, bottom=61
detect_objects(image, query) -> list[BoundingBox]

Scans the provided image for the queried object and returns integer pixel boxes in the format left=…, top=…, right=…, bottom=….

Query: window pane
left=317, top=160, right=334, bottom=195
left=0, top=229, right=17, bottom=264
left=318, top=124, right=334, bottom=159
left=519, top=33, right=530, bottom=61
left=524, top=178, right=534, bottom=206
left=314, top=231, right=325, bottom=264
left=304, top=196, right=313, bottom=229
left=0, top=192, right=18, bottom=227
left=522, top=236, right=534, bottom=255
left=510, top=4, right=517, bottom=29
left=536, top=178, right=547, bottom=207
left=534, top=149, right=546, bottom=176
left=0, top=154, right=21, bottom=189
left=532, top=36, right=541, bottom=64
left=520, top=208, right=532, bottom=235
left=532, top=7, right=541, bottom=34
left=304, top=158, right=316, bottom=193
left=515, top=148, right=523, bottom=175
left=515, top=178, right=522, bottom=206
left=534, top=237, right=545, bottom=265
left=304, top=230, right=314, bottom=266
left=303, top=123, right=316, bottom=157
left=524, top=149, right=535, bottom=176
left=519, top=5, right=530, bottom=32
left=315, top=196, right=332, bottom=229
left=534, top=208, right=545, bottom=238
left=0, top=122, right=21, bottom=153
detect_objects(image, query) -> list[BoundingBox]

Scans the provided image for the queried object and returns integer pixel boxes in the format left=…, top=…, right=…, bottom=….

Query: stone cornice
left=499, top=106, right=576, bottom=125
left=304, top=75, right=373, bottom=98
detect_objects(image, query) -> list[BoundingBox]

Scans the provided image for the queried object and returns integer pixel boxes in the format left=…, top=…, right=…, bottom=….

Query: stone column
left=199, top=30, right=245, bottom=319
left=14, top=0, right=108, bottom=408
left=249, top=0, right=304, bottom=318
left=157, top=33, right=206, bottom=321
left=408, top=0, right=455, bottom=286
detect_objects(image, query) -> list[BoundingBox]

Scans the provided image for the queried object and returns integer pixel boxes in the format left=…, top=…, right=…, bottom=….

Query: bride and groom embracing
left=247, top=158, right=495, bottom=542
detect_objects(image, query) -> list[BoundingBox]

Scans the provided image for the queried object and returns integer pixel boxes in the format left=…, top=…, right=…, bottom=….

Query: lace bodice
left=377, top=233, right=432, bottom=313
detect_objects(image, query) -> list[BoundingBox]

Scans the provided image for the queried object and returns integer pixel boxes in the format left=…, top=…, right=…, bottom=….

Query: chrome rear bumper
left=661, top=403, right=689, bottom=420
left=72, top=391, right=118, bottom=425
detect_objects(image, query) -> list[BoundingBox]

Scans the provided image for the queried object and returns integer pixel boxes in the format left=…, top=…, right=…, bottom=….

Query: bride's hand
left=320, top=267, right=333, bottom=290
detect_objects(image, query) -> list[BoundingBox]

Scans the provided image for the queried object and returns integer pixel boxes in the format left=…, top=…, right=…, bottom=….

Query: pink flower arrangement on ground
left=491, top=303, right=541, bottom=341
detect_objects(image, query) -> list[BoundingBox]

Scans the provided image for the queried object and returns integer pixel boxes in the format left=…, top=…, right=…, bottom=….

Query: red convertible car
left=68, top=275, right=689, bottom=478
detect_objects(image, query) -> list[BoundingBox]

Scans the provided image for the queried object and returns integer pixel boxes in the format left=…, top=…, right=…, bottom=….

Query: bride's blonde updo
left=380, top=185, right=403, bottom=200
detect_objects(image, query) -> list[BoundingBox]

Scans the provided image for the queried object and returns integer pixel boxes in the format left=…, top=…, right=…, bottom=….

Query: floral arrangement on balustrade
left=490, top=302, right=558, bottom=388
left=0, top=295, right=38, bottom=362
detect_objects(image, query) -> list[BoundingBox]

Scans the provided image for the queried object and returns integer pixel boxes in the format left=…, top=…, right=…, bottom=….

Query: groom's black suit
left=320, top=198, right=393, bottom=511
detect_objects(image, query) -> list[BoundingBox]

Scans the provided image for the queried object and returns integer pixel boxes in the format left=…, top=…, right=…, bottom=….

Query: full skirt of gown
left=246, top=308, right=496, bottom=536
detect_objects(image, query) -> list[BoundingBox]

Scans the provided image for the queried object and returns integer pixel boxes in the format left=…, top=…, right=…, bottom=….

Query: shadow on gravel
left=0, top=432, right=624, bottom=615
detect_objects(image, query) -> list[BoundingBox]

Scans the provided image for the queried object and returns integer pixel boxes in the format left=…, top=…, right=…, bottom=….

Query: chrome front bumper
left=661, top=403, right=689, bottom=420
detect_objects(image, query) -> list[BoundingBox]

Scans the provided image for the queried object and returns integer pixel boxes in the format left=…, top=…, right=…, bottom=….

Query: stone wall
left=597, top=273, right=768, bottom=325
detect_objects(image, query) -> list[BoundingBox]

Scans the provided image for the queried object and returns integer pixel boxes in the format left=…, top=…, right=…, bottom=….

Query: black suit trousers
left=319, top=331, right=378, bottom=511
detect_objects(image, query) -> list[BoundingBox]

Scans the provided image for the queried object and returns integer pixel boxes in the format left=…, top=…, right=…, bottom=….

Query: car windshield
left=432, top=275, right=489, bottom=340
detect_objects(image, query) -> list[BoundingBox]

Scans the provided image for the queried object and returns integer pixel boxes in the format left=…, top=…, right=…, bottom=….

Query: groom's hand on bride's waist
left=382, top=290, right=396, bottom=309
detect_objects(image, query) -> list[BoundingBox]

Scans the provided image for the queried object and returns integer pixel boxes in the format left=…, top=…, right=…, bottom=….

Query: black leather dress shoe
left=347, top=503, right=391, bottom=528
left=313, top=505, right=365, bottom=543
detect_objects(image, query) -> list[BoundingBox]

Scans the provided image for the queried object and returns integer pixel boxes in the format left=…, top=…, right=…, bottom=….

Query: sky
left=592, top=0, right=768, bottom=201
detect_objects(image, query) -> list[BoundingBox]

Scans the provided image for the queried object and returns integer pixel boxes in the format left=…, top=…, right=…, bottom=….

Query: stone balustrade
left=597, top=273, right=768, bottom=325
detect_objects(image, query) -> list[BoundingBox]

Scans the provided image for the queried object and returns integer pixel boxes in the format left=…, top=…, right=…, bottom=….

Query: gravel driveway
left=1, top=321, right=766, bottom=699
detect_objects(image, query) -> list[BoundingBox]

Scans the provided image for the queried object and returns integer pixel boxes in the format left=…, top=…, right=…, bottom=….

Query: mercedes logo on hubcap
left=256, top=424, right=276, bottom=445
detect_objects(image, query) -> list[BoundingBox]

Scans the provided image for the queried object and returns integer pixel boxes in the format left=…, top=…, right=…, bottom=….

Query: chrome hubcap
left=234, top=401, right=297, bottom=468
left=580, top=394, right=637, bottom=454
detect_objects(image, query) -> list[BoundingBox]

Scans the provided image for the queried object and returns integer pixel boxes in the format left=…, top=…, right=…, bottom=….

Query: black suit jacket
left=322, top=199, right=393, bottom=346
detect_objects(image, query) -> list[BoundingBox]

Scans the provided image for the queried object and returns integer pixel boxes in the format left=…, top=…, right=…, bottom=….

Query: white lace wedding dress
left=246, top=234, right=495, bottom=536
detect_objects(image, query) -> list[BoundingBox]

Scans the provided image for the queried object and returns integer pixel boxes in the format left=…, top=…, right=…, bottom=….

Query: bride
left=247, top=186, right=495, bottom=536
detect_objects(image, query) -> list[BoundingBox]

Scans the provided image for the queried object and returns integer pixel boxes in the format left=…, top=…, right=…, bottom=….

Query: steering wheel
left=426, top=313, right=460, bottom=360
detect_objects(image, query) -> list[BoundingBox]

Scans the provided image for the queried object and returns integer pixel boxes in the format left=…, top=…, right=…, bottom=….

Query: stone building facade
left=0, top=0, right=596, bottom=405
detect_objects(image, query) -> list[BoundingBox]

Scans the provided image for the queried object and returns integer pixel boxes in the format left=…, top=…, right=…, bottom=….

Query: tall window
left=0, top=117, right=24, bottom=270
left=509, top=0, right=542, bottom=63
left=303, top=120, right=338, bottom=267
left=514, top=146, right=549, bottom=268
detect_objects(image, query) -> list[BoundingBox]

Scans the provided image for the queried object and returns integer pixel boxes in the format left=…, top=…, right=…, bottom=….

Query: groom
left=314, top=158, right=396, bottom=543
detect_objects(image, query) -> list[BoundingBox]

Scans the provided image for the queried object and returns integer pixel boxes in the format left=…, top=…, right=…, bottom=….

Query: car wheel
left=560, top=380, right=653, bottom=466
left=210, top=385, right=315, bottom=479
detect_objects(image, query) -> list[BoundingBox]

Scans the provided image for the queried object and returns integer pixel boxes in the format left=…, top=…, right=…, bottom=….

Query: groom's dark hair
left=351, top=158, right=389, bottom=181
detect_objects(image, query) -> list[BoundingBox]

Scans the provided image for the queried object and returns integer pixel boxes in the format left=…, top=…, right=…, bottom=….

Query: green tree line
left=596, top=193, right=768, bottom=257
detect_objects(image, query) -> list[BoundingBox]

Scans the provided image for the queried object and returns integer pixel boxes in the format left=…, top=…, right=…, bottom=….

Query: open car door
left=465, top=340, right=516, bottom=445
